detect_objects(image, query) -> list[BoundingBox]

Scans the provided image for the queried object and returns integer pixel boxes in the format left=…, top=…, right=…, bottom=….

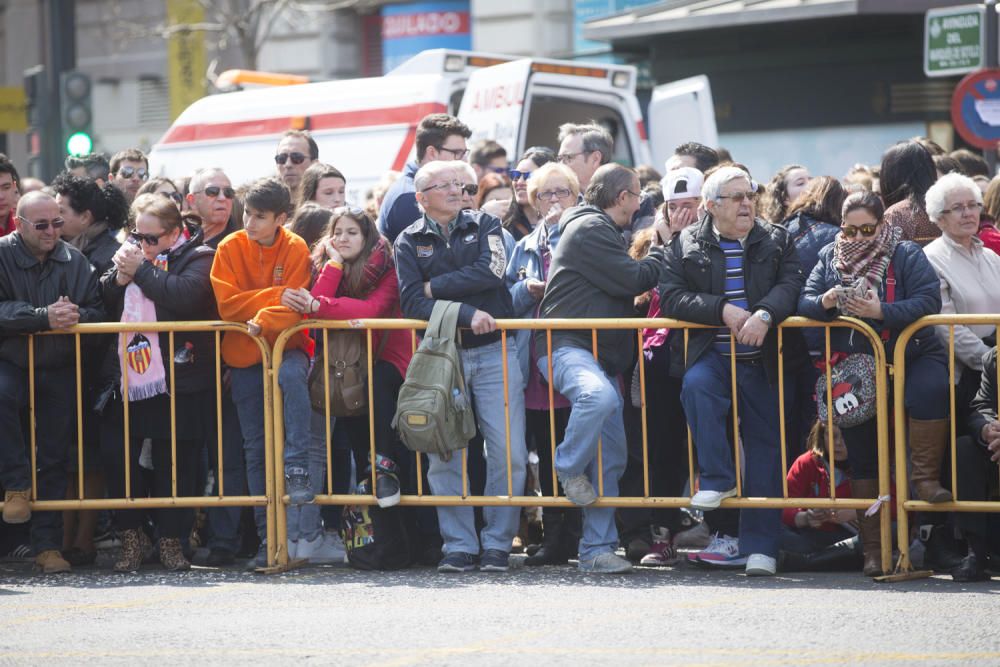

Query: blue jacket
left=506, top=221, right=562, bottom=382
left=785, top=212, right=839, bottom=280
left=378, top=161, right=420, bottom=245
left=798, top=240, right=943, bottom=361
left=395, top=208, right=513, bottom=348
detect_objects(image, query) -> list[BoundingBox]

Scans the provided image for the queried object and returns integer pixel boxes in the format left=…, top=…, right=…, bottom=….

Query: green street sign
left=925, top=5, right=985, bottom=78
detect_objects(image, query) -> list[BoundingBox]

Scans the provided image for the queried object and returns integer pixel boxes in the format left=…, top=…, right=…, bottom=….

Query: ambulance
left=148, top=49, right=717, bottom=203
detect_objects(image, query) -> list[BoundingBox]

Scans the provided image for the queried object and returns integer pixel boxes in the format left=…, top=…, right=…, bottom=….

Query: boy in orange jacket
left=211, top=177, right=315, bottom=568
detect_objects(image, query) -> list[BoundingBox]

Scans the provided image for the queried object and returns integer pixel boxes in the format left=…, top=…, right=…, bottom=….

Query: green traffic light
left=66, top=132, right=93, bottom=156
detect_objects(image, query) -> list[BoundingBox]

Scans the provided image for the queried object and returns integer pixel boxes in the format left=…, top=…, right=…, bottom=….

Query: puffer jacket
left=659, top=214, right=808, bottom=384
left=784, top=212, right=839, bottom=280
left=101, top=223, right=217, bottom=394
left=798, top=239, right=943, bottom=361
left=0, top=233, right=103, bottom=369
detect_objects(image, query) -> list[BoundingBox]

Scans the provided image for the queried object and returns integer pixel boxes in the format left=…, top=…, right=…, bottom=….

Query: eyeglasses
left=274, top=152, right=308, bottom=165
left=538, top=188, right=573, bottom=201
left=625, top=189, right=642, bottom=199
left=130, top=230, right=171, bottom=245
left=462, top=184, right=478, bottom=196
left=421, top=180, right=464, bottom=193
left=943, top=202, right=983, bottom=216
left=16, top=215, right=65, bottom=231
left=840, top=224, right=879, bottom=238
left=117, top=166, right=148, bottom=181
left=557, top=150, right=591, bottom=164
left=716, top=191, right=757, bottom=204
left=436, top=146, right=469, bottom=160
left=194, top=185, right=236, bottom=199
left=508, top=169, right=532, bottom=181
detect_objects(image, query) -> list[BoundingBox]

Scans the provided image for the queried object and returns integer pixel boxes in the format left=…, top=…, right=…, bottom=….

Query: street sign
left=951, top=68, right=1000, bottom=149
left=0, top=87, right=27, bottom=132
left=925, top=5, right=985, bottom=78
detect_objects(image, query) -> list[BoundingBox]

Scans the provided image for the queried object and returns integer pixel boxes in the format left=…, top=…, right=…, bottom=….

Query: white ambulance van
left=148, top=50, right=716, bottom=203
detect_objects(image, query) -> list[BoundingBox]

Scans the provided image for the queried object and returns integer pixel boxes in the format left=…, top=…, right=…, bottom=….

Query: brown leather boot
left=35, top=549, right=71, bottom=574
left=2, top=489, right=31, bottom=524
left=909, top=417, right=953, bottom=503
left=114, top=528, right=151, bottom=573
left=852, top=479, right=884, bottom=577
left=159, top=538, right=190, bottom=571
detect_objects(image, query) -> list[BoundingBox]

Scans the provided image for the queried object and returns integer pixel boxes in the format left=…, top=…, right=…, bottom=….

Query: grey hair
left=189, top=167, right=228, bottom=194
left=925, top=171, right=983, bottom=223
left=702, top=166, right=751, bottom=203
left=413, top=160, right=464, bottom=193
left=558, top=122, right=613, bottom=165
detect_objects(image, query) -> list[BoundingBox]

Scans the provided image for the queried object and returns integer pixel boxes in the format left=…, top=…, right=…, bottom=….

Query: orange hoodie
left=211, top=226, right=313, bottom=368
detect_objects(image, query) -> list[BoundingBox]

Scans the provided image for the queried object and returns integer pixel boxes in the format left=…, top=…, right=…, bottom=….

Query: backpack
left=308, top=330, right=388, bottom=417
left=392, top=300, right=476, bottom=461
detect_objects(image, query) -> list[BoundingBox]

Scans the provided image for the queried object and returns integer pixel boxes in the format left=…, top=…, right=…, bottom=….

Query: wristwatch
left=754, top=309, right=773, bottom=326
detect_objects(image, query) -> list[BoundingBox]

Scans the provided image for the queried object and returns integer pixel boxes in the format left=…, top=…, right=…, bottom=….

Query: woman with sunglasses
left=501, top=146, right=557, bottom=240
left=99, top=193, right=217, bottom=572
left=799, top=190, right=946, bottom=577
left=297, top=163, right=347, bottom=211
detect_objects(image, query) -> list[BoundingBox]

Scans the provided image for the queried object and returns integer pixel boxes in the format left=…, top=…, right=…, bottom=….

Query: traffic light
left=59, top=70, right=93, bottom=157
left=23, top=65, right=48, bottom=179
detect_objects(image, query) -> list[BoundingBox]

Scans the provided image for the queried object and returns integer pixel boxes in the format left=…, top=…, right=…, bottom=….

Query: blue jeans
left=540, top=346, right=627, bottom=562
left=428, top=340, right=527, bottom=556
left=680, top=350, right=782, bottom=558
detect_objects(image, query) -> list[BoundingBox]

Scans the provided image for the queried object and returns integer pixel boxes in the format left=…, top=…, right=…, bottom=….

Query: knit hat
left=662, top=167, right=704, bottom=201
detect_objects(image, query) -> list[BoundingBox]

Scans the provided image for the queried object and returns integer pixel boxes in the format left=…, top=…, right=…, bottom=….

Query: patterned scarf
left=336, top=237, right=393, bottom=298
left=833, top=222, right=902, bottom=292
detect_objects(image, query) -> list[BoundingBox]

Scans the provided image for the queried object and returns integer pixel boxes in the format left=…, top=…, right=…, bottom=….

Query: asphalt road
left=1, top=557, right=998, bottom=666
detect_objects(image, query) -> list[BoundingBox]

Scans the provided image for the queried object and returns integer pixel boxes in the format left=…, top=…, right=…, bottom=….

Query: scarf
left=118, top=231, right=187, bottom=401
left=70, top=221, right=109, bottom=255
left=833, top=222, right=902, bottom=293
left=336, top=237, right=393, bottom=298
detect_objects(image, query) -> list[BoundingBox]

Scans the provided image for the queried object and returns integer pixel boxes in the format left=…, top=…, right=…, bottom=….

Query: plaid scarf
left=833, top=222, right=901, bottom=292
left=336, top=237, right=393, bottom=298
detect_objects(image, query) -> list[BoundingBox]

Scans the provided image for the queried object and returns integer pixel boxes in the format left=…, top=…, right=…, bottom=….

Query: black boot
left=779, top=537, right=862, bottom=573
left=952, top=533, right=990, bottom=582
left=526, top=510, right=570, bottom=566
left=921, top=523, right=966, bottom=572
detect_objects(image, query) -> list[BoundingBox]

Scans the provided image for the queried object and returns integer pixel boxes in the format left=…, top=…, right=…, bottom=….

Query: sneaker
left=640, top=528, right=679, bottom=566
left=479, top=549, right=510, bottom=572
left=690, top=487, right=737, bottom=511
left=673, top=521, right=712, bottom=549
left=246, top=543, right=268, bottom=571
left=578, top=551, right=633, bottom=573
left=437, top=552, right=477, bottom=573
left=560, top=474, right=597, bottom=506
left=2, top=543, right=32, bottom=562
left=374, top=455, right=402, bottom=508
left=297, top=531, right=346, bottom=565
left=34, top=549, right=71, bottom=574
left=94, top=529, right=121, bottom=551
left=745, top=553, right=777, bottom=576
left=285, top=467, right=315, bottom=505
left=690, top=533, right=747, bottom=569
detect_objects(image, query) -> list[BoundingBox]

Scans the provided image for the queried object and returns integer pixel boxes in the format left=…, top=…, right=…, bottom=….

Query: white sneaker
left=690, top=487, right=737, bottom=511
left=297, top=531, right=346, bottom=564
left=745, top=553, right=777, bottom=576
left=688, top=533, right=746, bottom=568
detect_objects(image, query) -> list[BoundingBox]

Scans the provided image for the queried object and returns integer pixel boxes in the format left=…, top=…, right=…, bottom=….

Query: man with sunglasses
left=379, top=113, right=471, bottom=244
left=274, top=130, right=318, bottom=193
left=0, top=191, right=104, bottom=574
left=188, top=168, right=238, bottom=248
left=661, top=166, right=808, bottom=577
left=109, top=148, right=149, bottom=204
left=469, top=140, right=508, bottom=182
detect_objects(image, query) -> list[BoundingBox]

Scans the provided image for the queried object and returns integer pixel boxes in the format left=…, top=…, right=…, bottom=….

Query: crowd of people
left=0, top=112, right=998, bottom=583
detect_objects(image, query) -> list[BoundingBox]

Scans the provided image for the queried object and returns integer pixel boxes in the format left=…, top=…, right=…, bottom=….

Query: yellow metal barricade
left=273, top=316, right=894, bottom=572
left=892, top=314, right=1000, bottom=575
left=0, top=321, right=279, bottom=568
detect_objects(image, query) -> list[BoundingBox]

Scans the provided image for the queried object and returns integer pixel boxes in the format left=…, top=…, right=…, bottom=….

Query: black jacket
left=660, top=214, right=807, bottom=383
left=395, top=209, right=512, bottom=348
left=84, top=228, right=122, bottom=277
left=101, top=223, right=217, bottom=394
left=538, top=205, right=664, bottom=377
left=969, top=347, right=998, bottom=446
left=0, top=234, right=103, bottom=369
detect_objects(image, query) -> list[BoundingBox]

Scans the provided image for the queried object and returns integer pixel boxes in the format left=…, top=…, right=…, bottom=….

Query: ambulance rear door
left=456, top=59, right=533, bottom=159
left=647, top=75, right=718, bottom=171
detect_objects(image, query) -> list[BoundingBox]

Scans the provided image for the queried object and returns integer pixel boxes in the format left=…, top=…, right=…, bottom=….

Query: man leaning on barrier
left=395, top=160, right=527, bottom=574
left=536, top=163, right=666, bottom=574
left=661, top=166, right=807, bottom=577
left=0, top=191, right=103, bottom=574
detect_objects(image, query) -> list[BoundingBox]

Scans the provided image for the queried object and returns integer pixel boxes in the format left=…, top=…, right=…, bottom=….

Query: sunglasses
left=160, top=191, right=183, bottom=205
left=130, top=230, right=171, bottom=245
left=16, top=215, right=65, bottom=232
left=118, top=166, right=149, bottom=180
left=462, top=184, right=478, bottom=196
left=274, top=152, right=308, bottom=165
left=332, top=205, right=367, bottom=219
left=508, top=169, right=532, bottom=181
left=195, top=185, right=236, bottom=199
left=716, top=191, right=756, bottom=204
left=840, top=224, right=879, bottom=238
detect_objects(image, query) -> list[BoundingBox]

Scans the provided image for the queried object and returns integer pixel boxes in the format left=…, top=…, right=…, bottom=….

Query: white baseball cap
left=662, top=167, right=704, bottom=201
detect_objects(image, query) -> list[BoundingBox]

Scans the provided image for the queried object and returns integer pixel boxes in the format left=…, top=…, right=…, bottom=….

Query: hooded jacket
left=537, top=205, right=664, bottom=377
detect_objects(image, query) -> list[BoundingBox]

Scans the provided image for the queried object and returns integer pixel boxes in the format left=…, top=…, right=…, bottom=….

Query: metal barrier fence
left=0, top=322, right=279, bottom=567
left=892, top=314, right=1000, bottom=576
left=272, top=316, right=895, bottom=572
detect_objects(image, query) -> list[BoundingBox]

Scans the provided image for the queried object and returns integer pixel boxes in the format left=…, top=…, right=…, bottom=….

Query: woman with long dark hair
left=880, top=140, right=939, bottom=246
